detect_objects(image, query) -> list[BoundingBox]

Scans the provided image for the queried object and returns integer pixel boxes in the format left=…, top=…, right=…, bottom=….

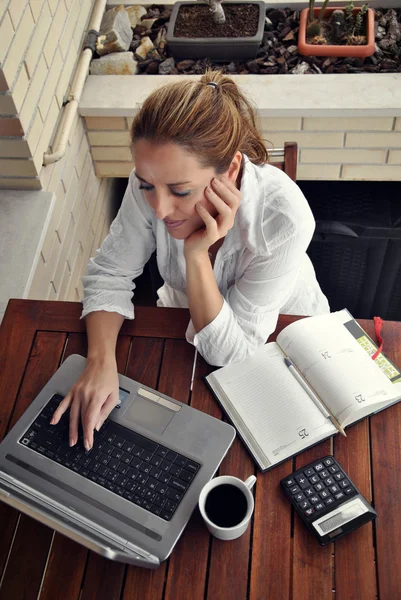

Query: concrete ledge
left=79, top=73, right=401, bottom=118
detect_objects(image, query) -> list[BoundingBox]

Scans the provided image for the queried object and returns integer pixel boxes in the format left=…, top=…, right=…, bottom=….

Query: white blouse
left=81, top=155, right=330, bottom=366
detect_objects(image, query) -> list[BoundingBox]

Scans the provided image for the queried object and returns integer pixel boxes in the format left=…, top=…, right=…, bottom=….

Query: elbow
left=198, top=338, right=262, bottom=368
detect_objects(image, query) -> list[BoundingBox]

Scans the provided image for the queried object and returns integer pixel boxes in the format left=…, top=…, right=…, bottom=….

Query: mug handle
left=244, top=475, right=257, bottom=490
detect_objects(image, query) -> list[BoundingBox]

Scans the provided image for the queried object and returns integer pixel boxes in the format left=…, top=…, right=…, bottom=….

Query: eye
left=139, top=184, right=154, bottom=192
left=171, top=190, right=192, bottom=198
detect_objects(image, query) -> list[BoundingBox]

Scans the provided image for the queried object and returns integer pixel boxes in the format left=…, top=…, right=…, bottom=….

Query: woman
left=51, top=70, right=329, bottom=450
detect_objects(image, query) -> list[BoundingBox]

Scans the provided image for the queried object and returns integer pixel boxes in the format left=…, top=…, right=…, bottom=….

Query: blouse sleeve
left=187, top=182, right=316, bottom=366
left=80, top=171, right=156, bottom=320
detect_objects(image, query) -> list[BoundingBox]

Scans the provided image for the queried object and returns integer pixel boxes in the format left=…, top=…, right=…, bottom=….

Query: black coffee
left=205, top=484, right=248, bottom=528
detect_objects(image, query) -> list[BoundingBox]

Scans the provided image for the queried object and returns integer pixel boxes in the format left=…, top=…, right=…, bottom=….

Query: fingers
left=95, top=392, right=119, bottom=431
left=212, top=177, right=241, bottom=207
left=50, top=393, right=72, bottom=425
left=69, top=395, right=80, bottom=447
left=81, top=401, right=101, bottom=451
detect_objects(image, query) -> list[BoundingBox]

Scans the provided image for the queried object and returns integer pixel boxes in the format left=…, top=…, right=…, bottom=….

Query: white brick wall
left=0, top=0, right=117, bottom=305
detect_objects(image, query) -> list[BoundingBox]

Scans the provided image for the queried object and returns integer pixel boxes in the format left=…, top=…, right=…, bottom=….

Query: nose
left=152, top=190, right=174, bottom=220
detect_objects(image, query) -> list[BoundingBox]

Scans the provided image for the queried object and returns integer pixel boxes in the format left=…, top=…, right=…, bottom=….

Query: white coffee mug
left=198, top=474, right=257, bottom=541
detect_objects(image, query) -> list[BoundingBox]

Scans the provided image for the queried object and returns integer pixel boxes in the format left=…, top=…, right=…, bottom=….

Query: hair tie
left=206, top=82, right=218, bottom=89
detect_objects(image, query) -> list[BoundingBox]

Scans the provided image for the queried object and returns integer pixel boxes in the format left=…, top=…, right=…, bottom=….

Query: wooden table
left=0, top=299, right=400, bottom=600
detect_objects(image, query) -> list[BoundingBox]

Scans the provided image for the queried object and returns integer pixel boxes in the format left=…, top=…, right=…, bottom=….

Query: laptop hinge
left=0, top=470, right=156, bottom=563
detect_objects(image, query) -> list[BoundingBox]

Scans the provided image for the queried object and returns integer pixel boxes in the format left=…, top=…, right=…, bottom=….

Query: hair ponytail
left=130, top=69, right=268, bottom=171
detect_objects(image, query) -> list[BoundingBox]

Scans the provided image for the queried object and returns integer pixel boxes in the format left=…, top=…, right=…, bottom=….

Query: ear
left=225, top=151, right=243, bottom=183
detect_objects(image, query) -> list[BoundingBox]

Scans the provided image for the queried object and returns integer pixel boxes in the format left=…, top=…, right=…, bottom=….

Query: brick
left=0, top=69, right=9, bottom=92
left=71, top=153, right=91, bottom=221
left=2, top=7, right=35, bottom=88
left=0, top=12, right=15, bottom=66
left=74, top=134, right=89, bottom=178
left=297, top=164, right=341, bottom=180
left=19, top=54, right=47, bottom=131
left=0, top=117, right=24, bottom=136
left=8, top=0, right=27, bottom=29
left=28, top=253, right=48, bottom=299
left=59, top=0, right=80, bottom=58
left=0, top=93, right=17, bottom=114
left=66, top=242, right=84, bottom=300
left=300, top=149, right=387, bottom=164
left=341, top=165, right=401, bottom=180
left=43, top=0, right=67, bottom=68
left=12, top=63, right=29, bottom=113
left=388, top=151, right=401, bottom=165
left=61, top=117, right=85, bottom=189
left=58, top=258, right=72, bottom=300
left=394, top=118, right=401, bottom=131
left=27, top=108, right=43, bottom=154
left=87, top=131, right=131, bottom=146
left=345, top=132, right=401, bottom=148
left=41, top=181, right=64, bottom=261
left=38, top=47, right=62, bottom=121
left=58, top=171, right=78, bottom=243
left=29, top=0, right=46, bottom=22
left=52, top=212, right=75, bottom=293
left=73, top=0, right=92, bottom=50
left=25, top=1, right=51, bottom=78
left=260, top=117, right=302, bottom=131
left=84, top=116, right=127, bottom=130
left=33, top=96, right=60, bottom=172
left=0, top=138, right=31, bottom=157
left=95, top=161, right=132, bottom=177
left=265, top=132, right=344, bottom=149
left=47, top=281, right=57, bottom=300
left=302, top=117, right=395, bottom=131
left=47, top=0, right=59, bottom=16
left=0, top=176, right=42, bottom=189
left=0, top=158, right=37, bottom=176
left=91, top=146, right=132, bottom=161
left=55, top=41, right=78, bottom=108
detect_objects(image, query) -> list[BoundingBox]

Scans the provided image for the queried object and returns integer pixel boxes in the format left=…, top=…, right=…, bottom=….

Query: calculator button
left=314, top=482, right=325, bottom=492
left=295, top=474, right=309, bottom=489
left=324, top=477, right=334, bottom=487
left=323, top=457, right=334, bottom=466
left=330, top=484, right=340, bottom=494
left=304, top=468, right=315, bottom=477
left=304, top=487, right=314, bottom=497
left=284, top=478, right=296, bottom=487
left=315, top=502, right=325, bottom=511
left=295, top=493, right=305, bottom=502
left=339, top=479, right=350, bottom=488
left=344, top=486, right=354, bottom=495
left=300, top=500, right=311, bottom=509
left=325, top=497, right=335, bottom=506
left=304, top=508, right=315, bottom=517
left=314, top=463, right=324, bottom=472
left=319, top=470, right=330, bottom=479
left=310, top=474, right=320, bottom=484
left=320, top=489, right=331, bottom=499
left=334, top=472, right=344, bottom=481
left=335, top=491, right=345, bottom=501
left=290, top=485, right=300, bottom=495
left=310, top=495, right=320, bottom=504
left=328, top=465, right=339, bottom=473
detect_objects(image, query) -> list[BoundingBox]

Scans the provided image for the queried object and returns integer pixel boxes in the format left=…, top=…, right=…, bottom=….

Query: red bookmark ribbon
left=372, top=316, right=384, bottom=361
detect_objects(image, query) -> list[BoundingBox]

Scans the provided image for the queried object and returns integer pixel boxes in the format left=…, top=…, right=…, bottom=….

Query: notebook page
left=209, top=343, right=336, bottom=463
left=277, top=314, right=398, bottom=427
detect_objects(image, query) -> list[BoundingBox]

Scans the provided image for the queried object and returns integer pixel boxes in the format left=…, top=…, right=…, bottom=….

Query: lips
left=164, top=219, right=186, bottom=229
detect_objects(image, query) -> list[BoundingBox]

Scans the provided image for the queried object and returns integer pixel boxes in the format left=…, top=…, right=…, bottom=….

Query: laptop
left=0, top=354, right=235, bottom=568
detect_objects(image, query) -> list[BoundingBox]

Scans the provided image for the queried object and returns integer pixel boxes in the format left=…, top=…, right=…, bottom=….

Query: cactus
left=318, top=0, right=331, bottom=22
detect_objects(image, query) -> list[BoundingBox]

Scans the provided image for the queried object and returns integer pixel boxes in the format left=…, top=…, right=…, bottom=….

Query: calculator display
left=312, top=497, right=369, bottom=536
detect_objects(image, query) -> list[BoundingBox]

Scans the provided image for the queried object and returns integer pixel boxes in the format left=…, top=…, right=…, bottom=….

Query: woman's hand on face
left=184, top=176, right=241, bottom=259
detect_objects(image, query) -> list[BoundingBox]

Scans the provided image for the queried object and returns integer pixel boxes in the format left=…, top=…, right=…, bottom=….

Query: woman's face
left=132, top=140, right=240, bottom=240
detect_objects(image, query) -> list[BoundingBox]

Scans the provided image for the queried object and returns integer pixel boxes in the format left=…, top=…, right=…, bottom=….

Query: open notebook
left=205, top=310, right=401, bottom=471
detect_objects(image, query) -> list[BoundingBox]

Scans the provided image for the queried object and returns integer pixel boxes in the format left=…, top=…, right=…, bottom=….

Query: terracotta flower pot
left=298, top=6, right=375, bottom=57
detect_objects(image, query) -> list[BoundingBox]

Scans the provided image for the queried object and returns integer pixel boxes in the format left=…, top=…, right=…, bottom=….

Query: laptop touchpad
left=122, top=396, right=174, bottom=435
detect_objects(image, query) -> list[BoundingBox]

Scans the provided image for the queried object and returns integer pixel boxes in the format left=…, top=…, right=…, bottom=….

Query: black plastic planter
left=166, top=1, right=266, bottom=62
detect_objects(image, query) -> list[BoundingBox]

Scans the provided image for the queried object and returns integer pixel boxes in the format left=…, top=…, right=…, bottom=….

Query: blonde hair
left=130, top=69, right=268, bottom=173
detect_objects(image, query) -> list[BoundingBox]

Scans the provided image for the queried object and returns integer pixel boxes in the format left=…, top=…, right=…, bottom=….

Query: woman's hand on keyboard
left=50, top=357, right=120, bottom=451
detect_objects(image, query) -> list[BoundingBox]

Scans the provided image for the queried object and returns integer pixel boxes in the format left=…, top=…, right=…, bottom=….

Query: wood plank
left=3, top=300, right=191, bottom=340
left=293, top=442, right=333, bottom=600
left=369, top=320, right=401, bottom=599
left=0, top=332, right=65, bottom=592
left=164, top=355, right=219, bottom=600
left=80, top=552, right=125, bottom=600
left=333, top=420, right=377, bottom=600
left=249, top=459, right=293, bottom=600
left=122, top=336, right=167, bottom=600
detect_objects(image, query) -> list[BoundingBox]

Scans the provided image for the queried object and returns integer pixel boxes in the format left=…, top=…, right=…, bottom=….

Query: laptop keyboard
left=19, top=393, right=200, bottom=521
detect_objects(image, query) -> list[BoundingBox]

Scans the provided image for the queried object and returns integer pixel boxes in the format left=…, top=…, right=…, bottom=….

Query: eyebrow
left=135, top=172, right=192, bottom=186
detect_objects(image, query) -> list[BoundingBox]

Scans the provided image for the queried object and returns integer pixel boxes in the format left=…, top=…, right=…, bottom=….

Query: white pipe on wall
left=43, top=0, right=108, bottom=165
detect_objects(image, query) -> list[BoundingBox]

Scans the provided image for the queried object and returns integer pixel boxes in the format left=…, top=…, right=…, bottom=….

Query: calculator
left=280, top=456, right=377, bottom=545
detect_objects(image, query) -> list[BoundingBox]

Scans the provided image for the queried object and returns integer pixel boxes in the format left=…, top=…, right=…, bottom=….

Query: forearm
left=85, top=311, right=125, bottom=363
left=185, top=251, right=224, bottom=333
